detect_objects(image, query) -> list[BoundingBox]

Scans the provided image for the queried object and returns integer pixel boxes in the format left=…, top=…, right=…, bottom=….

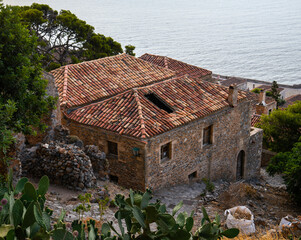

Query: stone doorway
left=236, top=150, right=245, bottom=180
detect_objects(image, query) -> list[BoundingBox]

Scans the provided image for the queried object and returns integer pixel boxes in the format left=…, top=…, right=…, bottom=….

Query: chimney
left=258, top=90, right=266, bottom=106
left=228, top=85, right=238, bottom=107
left=256, top=90, right=267, bottom=115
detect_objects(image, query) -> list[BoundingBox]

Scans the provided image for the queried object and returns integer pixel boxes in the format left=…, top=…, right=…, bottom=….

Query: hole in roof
left=145, top=93, right=173, bottom=113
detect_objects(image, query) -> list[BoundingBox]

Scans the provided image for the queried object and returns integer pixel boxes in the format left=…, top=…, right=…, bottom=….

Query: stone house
left=51, top=53, right=262, bottom=191
left=219, top=77, right=248, bottom=91
left=250, top=90, right=277, bottom=127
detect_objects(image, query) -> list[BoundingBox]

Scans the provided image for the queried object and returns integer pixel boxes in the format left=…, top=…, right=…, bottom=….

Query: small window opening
left=203, top=125, right=212, bottom=145
left=269, top=109, right=272, bottom=115
left=188, top=171, right=197, bottom=180
left=109, top=174, right=118, bottom=183
left=108, top=141, right=118, bottom=155
left=145, top=93, right=173, bottom=113
left=161, top=142, right=172, bottom=160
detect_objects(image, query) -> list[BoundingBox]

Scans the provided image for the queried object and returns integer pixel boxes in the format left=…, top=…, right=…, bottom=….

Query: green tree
left=270, top=81, right=285, bottom=107
left=257, top=101, right=301, bottom=153
left=125, top=44, right=136, bottom=56
left=267, top=140, right=301, bottom=203
left=0, top=4, right=54, bottom=181
left=251, top=88, right=261, bottom=94
left=17, top=3, right=131, bottom=70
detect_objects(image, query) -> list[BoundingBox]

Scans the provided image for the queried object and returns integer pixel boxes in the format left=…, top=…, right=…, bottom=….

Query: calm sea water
left=4, top=0, right=301, bottom=84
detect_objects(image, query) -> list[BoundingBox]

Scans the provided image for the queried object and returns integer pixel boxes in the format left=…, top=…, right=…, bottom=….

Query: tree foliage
left=16, top=3, right=135, bottom=70
left=0, top=4, right=55, bottom=181
left=270, top=81, right=285, bottom=107
left=267, top=140, right=301, bottom=203
left=0, top=4, right=54, bottom=135
left=257, top=101, right=301, bottom=153
left=251, top=88, right=261, bottom=94
left=125, top=44, right=136, bottom=56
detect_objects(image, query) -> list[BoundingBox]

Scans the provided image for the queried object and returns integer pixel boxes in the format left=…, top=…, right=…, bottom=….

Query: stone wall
left=21, top=142, right=98, bottom=190
left=261, top=149, right=277, bottom=167
left=246, top=127, right=263, bottom=179
left=144, top=99, right=255, bottom=190
left=62, top=118, right=146, bottom=190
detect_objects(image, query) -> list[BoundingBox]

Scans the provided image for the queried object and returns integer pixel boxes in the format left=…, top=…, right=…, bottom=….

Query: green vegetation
left=251, top=81, right=285, bottom=107
left=257, top=101, right=301, bottom=153
left=251, top=88, right=262, bottom=94
left=201, top=178, right=215, bottom=193
left=270, top=81, right=285, bottom=107
left=0, top=3, right=55, bottom=183
left=0, top=176, right=239, bottom=239
left=258, top=101, right=301, bottom=204
left=267, top=140, right=301, bottom=203
left=73, top=193, right=92, bottom=220
left=14, top=3, right=135, bottom=70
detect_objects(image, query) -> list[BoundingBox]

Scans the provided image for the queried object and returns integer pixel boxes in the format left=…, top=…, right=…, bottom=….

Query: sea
left=3, top=0, right=301, bottom=85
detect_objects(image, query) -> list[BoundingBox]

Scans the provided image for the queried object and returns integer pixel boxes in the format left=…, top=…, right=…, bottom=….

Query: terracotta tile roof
left=139, top=53, right=212, bottom=79
left=281, top=94, right=301, bottom=108
left=66, top=76, right=247, bottom=139
left=50, top=54, right=175, bottom=108
left=266, top=96, right=276, bottom=105
left=251, top=114, right=261, bottom=127
left=246, top=91, right=275, bottom=105
left=220, top=77, right=246, bottom=87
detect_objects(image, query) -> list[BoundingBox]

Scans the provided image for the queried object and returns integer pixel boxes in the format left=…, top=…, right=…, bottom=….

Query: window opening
left=188, top=171, right=197, bottom=180
left=109, top=175, right=118, bottom=183
left=145, top=93, right=173, bottom=113
left=161, top=142, right=172, bottom=160
left=203, top=125, right=212, bottom=145
left=108, top=141, right=118, bottom=155
left=236, top=150, right=245, bottom=180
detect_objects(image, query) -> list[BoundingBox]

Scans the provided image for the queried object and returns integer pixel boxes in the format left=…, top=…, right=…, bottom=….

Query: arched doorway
left=236, top=150, right=245, bottom=180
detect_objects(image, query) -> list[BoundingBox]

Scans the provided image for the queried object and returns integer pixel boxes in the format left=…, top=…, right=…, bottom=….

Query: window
left=203, top=125, right=212, bottom=145
left=269, top=109, right=272, bottom=115
left=160, top=142, right=172, bottom=161
left=188, top=171, right=197, bottom=180
left=145, top=93, right=173, bottom=113
left=109, top=174, right=118, bottom=183
left=108, top=141, right=118, bottom=155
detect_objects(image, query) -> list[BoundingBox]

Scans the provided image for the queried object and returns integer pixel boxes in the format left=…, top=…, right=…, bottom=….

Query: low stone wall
left=21, top=142, right=102, bottom=190
left=261, top=149, right=277, bottom=167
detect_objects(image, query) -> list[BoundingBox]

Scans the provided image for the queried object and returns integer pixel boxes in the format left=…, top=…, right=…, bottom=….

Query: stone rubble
left=20, top=125, right=107, bottom=190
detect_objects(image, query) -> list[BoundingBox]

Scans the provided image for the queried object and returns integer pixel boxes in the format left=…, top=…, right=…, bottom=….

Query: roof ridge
left=141, top=53, right=212, bottom=75
left=164, top=56, right=169, bottom=68
left=50, top=54, right=131, bottom=73
left=286, top=94, right=301, bottom=100
left=62, top=65, right=69, bottom=106
left=134, top=76, right=180, bottom=91
left=133, top=89, right=147, bottom=139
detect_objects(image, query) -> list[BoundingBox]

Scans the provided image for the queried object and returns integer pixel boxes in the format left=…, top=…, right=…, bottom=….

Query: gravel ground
left=36, top=167, right=300, bottom=236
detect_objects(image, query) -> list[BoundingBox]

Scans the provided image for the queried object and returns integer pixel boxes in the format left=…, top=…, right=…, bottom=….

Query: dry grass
left=232, top=228, right=299, bottom=240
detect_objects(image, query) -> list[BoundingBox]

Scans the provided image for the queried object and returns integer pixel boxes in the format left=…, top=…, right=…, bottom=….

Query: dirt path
left=33, top=168, right=301, bottom=237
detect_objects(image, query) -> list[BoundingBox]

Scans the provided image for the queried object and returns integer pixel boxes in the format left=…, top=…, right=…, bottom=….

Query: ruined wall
left=144, top=100, right=253, bottom=190
left=261, top=149, right=277, bottom=167
left=267, top=101, right=277, bottom=114
left=62, top=118, right=146, bottom=190
left=21, top=142, right=97, bottom=190
left=245, top=127, right=263, bottom=179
